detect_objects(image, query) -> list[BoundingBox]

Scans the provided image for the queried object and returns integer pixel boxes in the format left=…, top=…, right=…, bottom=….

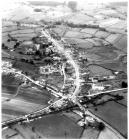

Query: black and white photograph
left=1, top=0, right=128, bottom=139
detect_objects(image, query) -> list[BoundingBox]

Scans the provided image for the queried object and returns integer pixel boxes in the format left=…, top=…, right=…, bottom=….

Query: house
left=92, top=83, right=105, bottom=91
left=39, top=65, right=59, bottom=74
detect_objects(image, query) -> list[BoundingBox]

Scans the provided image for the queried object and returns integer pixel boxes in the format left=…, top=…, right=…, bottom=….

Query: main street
left=41, top=29, right=81, bottom=101
left=86, top=88, right=127, bottom=97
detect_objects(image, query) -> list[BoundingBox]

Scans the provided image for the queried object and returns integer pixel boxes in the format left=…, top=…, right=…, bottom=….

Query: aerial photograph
left=1, top=0, right=127, bottom=139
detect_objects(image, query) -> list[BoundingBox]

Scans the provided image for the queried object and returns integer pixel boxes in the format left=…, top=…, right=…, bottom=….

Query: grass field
left=81, top=28, right=98, bottom=35
left=27, top=113, right=83, bottom=138
left=88, top=65, right=113, bottom=76
left=114, top=35, right=127, bottom=52
left=89, top=101, right=127, bottom=137
left=95, top=31, right=110, bottom=38
left=81, top=127, right=100, bottom=139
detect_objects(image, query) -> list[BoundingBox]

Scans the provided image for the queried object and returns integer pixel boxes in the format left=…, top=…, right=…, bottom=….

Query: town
left=2, top=0, right=127, bottom=139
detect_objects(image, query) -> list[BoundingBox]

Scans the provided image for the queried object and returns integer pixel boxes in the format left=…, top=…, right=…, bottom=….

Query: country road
left=86, top=88, right=127, bottom=97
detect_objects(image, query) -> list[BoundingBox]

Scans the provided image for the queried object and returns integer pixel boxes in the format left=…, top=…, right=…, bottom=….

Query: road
left=41, top=29, right=81, bottom=99
left=86, top=88, right=127, bottom=97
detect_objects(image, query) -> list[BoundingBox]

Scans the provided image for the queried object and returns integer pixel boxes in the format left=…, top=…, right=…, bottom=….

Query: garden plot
left=97, top=9, right=117, bottom=16
left=52, top=27, right=64, bottom=36
left=10, top=33, right=37, bottom=38
left=70, top=28, right=82, bottom=32
left=2, top=36, right=9, bottom=43
left=3, top=41, right=16, bottom=49
left=66, top=13, right=95, bottom=24
left=64, top=31, right=88, bottom=39
left=86, top=38, right=105, bottom=46
left=63, top=111, right=82, bottom=122
left=63, top=38, right=77, bottom=45
left=10, top=29, right=35, bottom=35
left=110, top=20, right=127, bottom=29
left=105, top=33, right=122, bottom=44
left=81, top=127, right=100, bottom=139
left=95, top=31, right=110, bottom=39
left=34, top=27, right=44, bottom=33
left=71, top=38, right=94, bottom=49
left=98, top=61, right=127, bottom=73
left=2, top=21, right=17, bottom=27
left=98, top=18, right=120, bottom=28
left=2, top=32, right=10, bottom=38
left=83, top=53, right=102, bottom=61
left=98, top=127, right=121, bottom=139
left=16, top=37, right=34, bottom=41
left=2, top=26, right=18, bottom=33
left=81, top=28, right=98, bottom=35
left=86, top=46, right=118, bottom=60
left=46, top=73, right=64, bottom=90
left=114, top=35, right=127, bottom=52
left=88, top=65, right=113, bottom=76
left=94, top=14, right=105, bottom=20
left=106, top=27, right=126, bottom=34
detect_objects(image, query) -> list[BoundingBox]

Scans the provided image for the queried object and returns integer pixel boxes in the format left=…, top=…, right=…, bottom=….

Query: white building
left=92, top=83, right=105, bottom=91
left=2, top=61, right=12, bottom=68
left=40, top=65, right=59, bottom=74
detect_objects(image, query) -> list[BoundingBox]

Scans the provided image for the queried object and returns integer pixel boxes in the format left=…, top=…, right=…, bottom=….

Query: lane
left=86, top=88, right=127, bottom=97
left=41, top=29, right=81, bottom=102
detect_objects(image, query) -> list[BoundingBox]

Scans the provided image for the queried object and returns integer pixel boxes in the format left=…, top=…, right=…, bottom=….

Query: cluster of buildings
left=39, top=65, right=61, bottom=75
left=89, top=75, right=116, bottom=83
left=2, top=61, right=12, bottom=69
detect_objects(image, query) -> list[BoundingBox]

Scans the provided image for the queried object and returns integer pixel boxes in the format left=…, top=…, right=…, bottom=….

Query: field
left=65, top=13, right=95, bottom=24
left=114, top=35, right=127, bottom=52
left=46, top=73, right=64, bottom=90
left=27, top=113, right=83, bottom=138
left=89, top=101, right=127, bottom=137
left=2, top=74, right=54, bottom=121
left=88, top=65, right=113, bottom=76
left=81, top=127, right=100, bottom=139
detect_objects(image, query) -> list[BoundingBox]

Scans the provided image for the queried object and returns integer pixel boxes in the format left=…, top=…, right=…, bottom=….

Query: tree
left=44, top=57, right=54, bottom=65
left=96, top=122, right=105, bottom=131
left=68, top=1, right=77, bottom=12
left=2, top=43, right=8, bottom=49
left=34, top=8, right=42, bottom=12
left=95, top=108, right=98, bottom=111
left=115, top=95, right=124, bottom=100
left=121, top=81, right=127, bottom=88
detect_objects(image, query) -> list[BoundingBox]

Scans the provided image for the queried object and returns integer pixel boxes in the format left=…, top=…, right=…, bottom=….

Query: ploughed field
left=2, top=74, right=54, bottom=121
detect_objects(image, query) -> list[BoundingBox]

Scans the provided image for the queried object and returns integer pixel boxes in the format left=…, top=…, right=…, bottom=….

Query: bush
left=97, top=122, right=105, bottom=131
left=121, top=81, right=127, bottom=88
left=34, top=8, right=42, bottom=12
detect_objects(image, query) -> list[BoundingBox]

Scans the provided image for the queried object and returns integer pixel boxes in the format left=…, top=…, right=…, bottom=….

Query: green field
left=27, top=113, right=83, bottom=138
left=89, top=101, right=127, bottom=137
